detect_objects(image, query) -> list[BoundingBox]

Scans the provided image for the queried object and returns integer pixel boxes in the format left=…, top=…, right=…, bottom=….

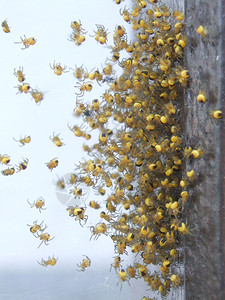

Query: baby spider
left=70, top=187, right=87, bottom=198
left=67, top=173, right=77, bottom=185
left=46, top=158, right=59, bottom=171
left=27, top=197, right=46, bottom=213
left=71, top=20, right=87, bottom=34
left=89, top=200, right=101, bottom=209
left=74, top=206, right=88, bottom=227
left=14, top=35, right=36, bottom=50
left=1, top=167, right=15, bottom=176
left=50, top=61, right=68, bottom=76
left=2, top=19, right=10, bottom=33
left=56, top=177, right=65, bottom=190
left=110, top=256, right=123, bottom=273
left=88, top=69, right=103, bottom=85
left=16, top=158, right=29, bottom=172
left=119, top=7, right=131, bottom=23
left=67, top=205, right=88, bottom=226
left=15, top=83, right=31, bottom=94
left=36, top=232, right=55, bottom=248
left=38, top=255, right=58, bottom=267
left=68, top=32, right=86, bottom=46
left=77, top=255, right=91, bottom=272
left=89, top=222, right=107, bottom=240
left=196, top=25, right=208, bottom=38
left=117, top=269, right=130, bottom=291
left=14, top=67, right=25, bottom=82
left=67, top=123, right=86, bottom=137
left=74, top=81, right=93, bottom=98
left=13, top=135, right=31, bottom=146
left=0, top=154, right=10, bottom=165
left=27, top=220, right=47, bottom=236
left=30, top=89, right=44, bottom=105
left=70, top=65, right=85, bottom=80
left=90, top=24, right=109, bottom=45
left=170, top=274, right=181, bottom=287
left=211, top=110, right=222, bottom=119
left=50, top=132, right=65, bottom=147
left=67, top=206, right=76, bottom=217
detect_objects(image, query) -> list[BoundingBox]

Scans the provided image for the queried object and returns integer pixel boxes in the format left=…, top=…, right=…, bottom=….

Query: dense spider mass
left=1, top=0, right=222, bottom=299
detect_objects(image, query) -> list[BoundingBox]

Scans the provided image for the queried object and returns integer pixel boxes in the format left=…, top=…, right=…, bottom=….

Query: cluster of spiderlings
left=1, top=114, right=31, bottom=176
left=2, top=0, right=223, bottom=298
left=58, top=1, right=198, bottom=297
left=27, top=197, right=55, bottom=259
left=69, top=20, right=87, bottom=46
left=0, top=154, right=15, bottom=176
left=14, top=66, right=44, bottom=104
left=27, top=197, right=54, bottom=248
left=0, top=152, right=29, bottom=175
left=2, top=135, right=56, bottom=175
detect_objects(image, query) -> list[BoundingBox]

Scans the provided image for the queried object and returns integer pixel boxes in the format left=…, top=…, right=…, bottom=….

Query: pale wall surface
left=184, top=0, right=225, bottom=299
